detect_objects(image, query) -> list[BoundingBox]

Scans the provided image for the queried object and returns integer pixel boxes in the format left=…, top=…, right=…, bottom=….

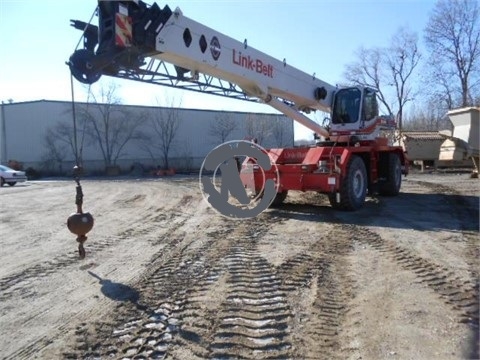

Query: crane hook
left=67, top=166, right=94, bottom=259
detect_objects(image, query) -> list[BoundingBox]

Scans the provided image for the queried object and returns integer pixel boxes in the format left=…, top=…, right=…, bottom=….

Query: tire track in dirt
left=3, top=192, right=202, bottom=360
left=5, top=176, right=478, bottom=359
left=414, top=180, right=479, bottom=280
left=276, top=224, right=354, bottom=360
left=61, top=216, right=289, bottom=359
left=0, top=255, right=74, bottom=300
left=283, top=178, right=478, bottom=356
left=22, top=176, right=479, bottom=359
left=9, top=298, right=117, bottom=360
left=372, top=179, right=478, bottom=282
left=348, top=223, right=479, bottom=326
left=139, top=215, right=333, bottom=360
left=0, top=193, right=196, bottom=302
left=60, top=216, right=227, bottom=359
left=345, top=178, right=479, bottom=328
left=0, top=236, right=118, bottom=301
left=59, top=206, right=358, bottom=360
left=206, top=220, right=293, bottom=359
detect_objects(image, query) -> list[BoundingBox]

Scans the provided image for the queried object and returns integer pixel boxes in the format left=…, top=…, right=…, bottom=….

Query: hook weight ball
left=67, top=212, right=94, bottom=237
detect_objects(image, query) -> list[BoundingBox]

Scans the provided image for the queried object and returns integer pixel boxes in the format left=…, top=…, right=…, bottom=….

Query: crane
left=68, top=0, right=408, bottom=210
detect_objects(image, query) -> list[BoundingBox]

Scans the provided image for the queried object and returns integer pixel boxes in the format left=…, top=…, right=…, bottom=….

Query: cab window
left=363, top=89, right=378, bottom=120
left=332, top=88, right=361, bottom=124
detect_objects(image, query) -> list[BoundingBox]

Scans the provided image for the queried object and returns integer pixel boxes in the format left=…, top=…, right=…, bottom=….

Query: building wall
left=0, top=100, right=293, bottom=173
left=1, top=101, right=72, bottom=164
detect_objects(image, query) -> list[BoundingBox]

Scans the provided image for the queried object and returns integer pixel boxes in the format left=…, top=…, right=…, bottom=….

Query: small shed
left=439, top=137, right=470, bottom=162
left=440, top=107, right=480, bottom=176
left=397, top=131, right=446, bottom=171
left=447, top=107, right=479, bottom=154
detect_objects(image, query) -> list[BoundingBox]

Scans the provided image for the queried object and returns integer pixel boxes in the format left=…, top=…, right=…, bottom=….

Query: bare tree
left=344, top=28, right=420, bottom=130
left=41, top=107, right=90, bottom=173
left=245, top=114, right=271, bottom=145
left=343, top=47, right=394, bottom=115
left=403, top=101, right=451, bottom=131
left=474, top=92, right=480, bottom=106
left=178, top=139, right=194, bottom=171
left=142, top=97, right=182, bottom=170
left=271, top=116, right=292, bottom=147
left=42, top=125, right=69, bottom=174
left=209, top=113, right=237, bottom=144
left=79, top=83, right=148, bottom=169
left=386, top=27, right=421, bottom=130
left=424, top=56, right=457, bottom=109
left=424, top=0, right=480, bottom=107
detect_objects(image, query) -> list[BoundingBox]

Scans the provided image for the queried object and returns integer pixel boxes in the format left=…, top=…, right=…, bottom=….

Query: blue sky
left=0, top=0, right=436, bottom=139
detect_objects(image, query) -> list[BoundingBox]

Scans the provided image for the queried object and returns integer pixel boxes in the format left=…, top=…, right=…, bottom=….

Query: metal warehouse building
left=0, top=100, right=293, bottom=174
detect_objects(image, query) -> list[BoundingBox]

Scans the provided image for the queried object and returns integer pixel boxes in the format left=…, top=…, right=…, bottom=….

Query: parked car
left=0, top=165, right=28, bottom=186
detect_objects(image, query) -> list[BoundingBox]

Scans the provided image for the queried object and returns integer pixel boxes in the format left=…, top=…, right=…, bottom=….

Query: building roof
left=447, top=107, right=480, bottom=116
left=401, top=131, right=445, bottom=141
left=0, top=99, right=285, bottom=117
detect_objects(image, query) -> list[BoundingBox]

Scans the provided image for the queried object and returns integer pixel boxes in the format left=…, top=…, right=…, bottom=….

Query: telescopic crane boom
left=69, top=1, right=335, bottom=137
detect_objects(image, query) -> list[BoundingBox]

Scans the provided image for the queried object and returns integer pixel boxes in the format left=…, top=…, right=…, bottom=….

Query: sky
left=0, top=0, right=437, bottom=140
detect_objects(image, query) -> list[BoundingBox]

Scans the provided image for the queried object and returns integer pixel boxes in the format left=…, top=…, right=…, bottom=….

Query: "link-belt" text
left=232, top=49, right=273, bottom=78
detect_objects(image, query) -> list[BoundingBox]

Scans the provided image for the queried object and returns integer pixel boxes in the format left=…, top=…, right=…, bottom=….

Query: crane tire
left=378, top=152, right=402, bottom=196
left=327, top=193, right=341, bottom=209
left=270, top=191, right=288, bottom=207
left=334, top=155, right=367, bottom=211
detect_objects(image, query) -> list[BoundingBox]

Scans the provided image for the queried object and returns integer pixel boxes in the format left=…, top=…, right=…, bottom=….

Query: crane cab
left=328, top=87, right=393, bottom=143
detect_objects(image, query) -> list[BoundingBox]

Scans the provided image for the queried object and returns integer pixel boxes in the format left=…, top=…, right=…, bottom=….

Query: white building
left=0, top=100, right=293, bottom=174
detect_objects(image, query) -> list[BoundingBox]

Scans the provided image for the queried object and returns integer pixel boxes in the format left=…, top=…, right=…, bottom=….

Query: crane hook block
left=67, top=212, right=94, bottom=237
left=67, top=212, right=94, bottom=259
left=67, top=166, right=94, bottom=259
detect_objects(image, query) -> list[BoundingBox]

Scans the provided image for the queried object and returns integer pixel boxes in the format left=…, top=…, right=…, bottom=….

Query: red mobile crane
left=68, top=1, right=408, bottom=210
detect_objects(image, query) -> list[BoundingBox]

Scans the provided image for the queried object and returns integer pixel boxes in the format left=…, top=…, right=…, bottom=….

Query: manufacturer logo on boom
left=232, top=49, right=273, bottom=78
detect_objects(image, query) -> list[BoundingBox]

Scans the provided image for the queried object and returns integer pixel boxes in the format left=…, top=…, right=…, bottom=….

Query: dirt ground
left=0, top=170, right=478, bottom=360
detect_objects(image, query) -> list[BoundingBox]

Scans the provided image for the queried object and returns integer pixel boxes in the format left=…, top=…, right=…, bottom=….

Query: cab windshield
left=332, top=88, right=362, bottom=124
